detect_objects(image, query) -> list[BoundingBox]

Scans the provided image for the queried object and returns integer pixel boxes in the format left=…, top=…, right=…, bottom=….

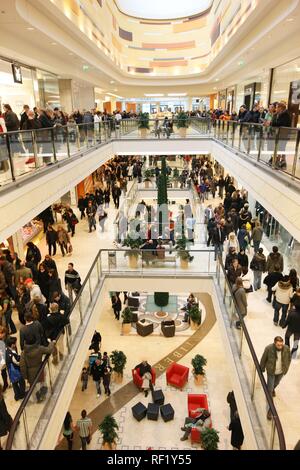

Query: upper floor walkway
left=1, top=118, right=300, bottom=242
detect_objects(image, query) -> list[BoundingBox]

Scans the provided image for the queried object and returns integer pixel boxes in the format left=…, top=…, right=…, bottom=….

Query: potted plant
left=173, top=168, right=180, bottom=188
left=121, top=306, right=134, bottom=335
left=138, top=112, right=150, bottom=138
left=189, top=304, right=202, bottom=330
left=110, top=350, right=127, bottom=383
left=154, top=292, right=169, bottom=315
left=98, top=415, right=119, bottom=450
left=143, top=168, right=152, bottom=189
left=175, top=111, right=190, bottom=138
left=191, top=354, right=207, bottom=385
left=201, top=427, right=219, bottom=451
left=175, top=236, right=192, bottom=269
left=123, top=235, right=142, bottom=269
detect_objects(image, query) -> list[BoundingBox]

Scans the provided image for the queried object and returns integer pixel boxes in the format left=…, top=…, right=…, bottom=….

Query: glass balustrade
left=1, top=118, right=299, bottom=188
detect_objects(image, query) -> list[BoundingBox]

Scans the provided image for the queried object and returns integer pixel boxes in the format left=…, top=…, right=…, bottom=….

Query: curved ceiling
left=115, top=0, right=212, bottom=20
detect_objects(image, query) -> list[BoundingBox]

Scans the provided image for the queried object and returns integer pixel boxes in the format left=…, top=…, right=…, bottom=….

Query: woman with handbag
left=57, top=226, right=70, bottom=257
left=62, top=411, right=75, bottom=450
left=97, top=206, right=108, bottom=232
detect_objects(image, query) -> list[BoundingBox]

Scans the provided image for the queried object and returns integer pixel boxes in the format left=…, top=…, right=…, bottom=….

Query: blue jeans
left=273, top=301, right=288, bottom=325
left=80, top=436, right=89, bottom=450
left=214, top=243, right=223, bottom=261
left=253, top=271, right=262, bottom=291
left=5, top=309, right=17, bottom=334
left=266, top=373, right=283, bottom=412
left=253, top=240, right=260, bottom=253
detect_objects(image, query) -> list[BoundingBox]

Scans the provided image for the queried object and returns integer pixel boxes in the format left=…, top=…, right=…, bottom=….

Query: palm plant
left=138, top=112, right=150, bottom=129
left=98, top=415, right=119, bottom=449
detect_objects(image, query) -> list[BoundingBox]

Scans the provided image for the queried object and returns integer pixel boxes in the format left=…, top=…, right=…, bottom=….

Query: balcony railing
left=6, top=248, right=285, bottom=450
left=1, top=118, right=299, bottom=188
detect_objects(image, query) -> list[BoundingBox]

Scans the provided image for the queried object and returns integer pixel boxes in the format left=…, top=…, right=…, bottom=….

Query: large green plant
left=110, top=350, right=127, bottom=375
left=138, top=112, right=150, bottom=129
left=189, top=304, right=202, bottom=326
left=154, top=292, right=169, bottom=308
left=143, top=169, right=152, bottom=181
left=175, top=111, right=190, bottom=129
left=121, top=307, right=134, bottom=324
left=191, top=354, right=207, bottom=375
left=98, top=415, right=119, bottom=448
left=157, top=156, right=168, bottom=236
left=201, top=428, right=219, bottom=451
left=122, top=235, right=143, bottom=254
left=173, top=168, right=180, bottom=179
left=175, top=236, right=190, bottom=261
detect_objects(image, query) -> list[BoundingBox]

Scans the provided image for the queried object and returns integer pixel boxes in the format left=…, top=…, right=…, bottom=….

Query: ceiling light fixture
left=51, top=42, right=57, bottom=45
left=110, top=80, right=115, bottom=84
left=27, top=27, right=35, bottom=31
left=144, top=94, right=164, bottom=97
left=168, top=93, right=187, bottom=97
left=106, top=92, right=124, bottom=99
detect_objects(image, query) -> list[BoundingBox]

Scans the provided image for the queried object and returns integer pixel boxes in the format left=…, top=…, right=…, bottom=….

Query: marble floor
left=62, top=294, right=233, bottom=451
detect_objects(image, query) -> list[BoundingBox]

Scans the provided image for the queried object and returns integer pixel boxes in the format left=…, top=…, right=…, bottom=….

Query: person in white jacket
left=24, top=278, right=46, bottom=304
left=272, top=275, right=293, bottom=327
left=225, top=232, right=240, bottom=254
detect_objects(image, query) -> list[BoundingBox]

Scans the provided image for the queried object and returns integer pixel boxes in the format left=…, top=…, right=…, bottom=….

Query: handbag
left=71, top=215, right=79, bottom=226
left=68, top=243, right=73, bottom=254
left=8, top=362, right=22, bottom=384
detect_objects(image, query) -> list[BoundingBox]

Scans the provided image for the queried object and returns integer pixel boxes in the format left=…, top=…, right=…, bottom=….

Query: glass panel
left=34, top=127, right=55, bottom=167
left=53, top=126, right=68, bottom=162
left=0, top=134, right=14, bottom=184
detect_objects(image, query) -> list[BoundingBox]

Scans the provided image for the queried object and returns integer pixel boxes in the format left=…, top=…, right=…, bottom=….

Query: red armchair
left=132, top=367, right=156, bottom=389
left=166, top=363, right=189, bottom=389
left=187, top=394, right=212, bottom=443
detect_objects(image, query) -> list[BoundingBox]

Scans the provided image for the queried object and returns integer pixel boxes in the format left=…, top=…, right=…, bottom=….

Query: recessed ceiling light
left=144, top=94, right=164, bottom=97
left=286, top=17, right=294, bottom=22
left=110, top=80, right=115, bottom=84
left=27, top=27, right=35, bottom=31
left=215, top=78, right=219, bottom=81
left=168, top=93, right=187, bottom=97
left=114, top=89, right=118, bottom=91
left=51, top=42, right=57, bottom=45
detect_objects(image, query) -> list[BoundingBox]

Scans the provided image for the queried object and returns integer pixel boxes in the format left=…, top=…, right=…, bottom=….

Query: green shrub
left=154, top=292, right=169, bottom=308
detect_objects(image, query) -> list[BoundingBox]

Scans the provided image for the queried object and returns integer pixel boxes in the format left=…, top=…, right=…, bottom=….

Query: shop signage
left=12, top=63, right=22, bottom=84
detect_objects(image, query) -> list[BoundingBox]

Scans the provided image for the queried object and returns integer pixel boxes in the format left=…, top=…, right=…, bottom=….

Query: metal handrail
left=6, top=247, right=286, bottom=450
left=218, top=257, right=286, bottom=450
left=5, top=247, right=101, bottom=450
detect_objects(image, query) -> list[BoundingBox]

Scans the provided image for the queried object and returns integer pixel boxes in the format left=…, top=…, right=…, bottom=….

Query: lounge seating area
left=166, top=363, right=189, bottom=389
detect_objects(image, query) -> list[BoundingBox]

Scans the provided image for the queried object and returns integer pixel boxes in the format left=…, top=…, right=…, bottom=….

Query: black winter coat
left=229, top=415, right=244, bottom=448
left=0, top=398, right=12, bottom=437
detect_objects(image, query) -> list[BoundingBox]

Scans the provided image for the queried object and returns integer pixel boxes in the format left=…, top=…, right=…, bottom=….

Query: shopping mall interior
left=0, top=0, right=300, bottom=457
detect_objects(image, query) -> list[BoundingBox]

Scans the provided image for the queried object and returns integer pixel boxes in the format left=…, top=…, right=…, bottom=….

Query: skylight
left=115, top=0, right=212, bottom=20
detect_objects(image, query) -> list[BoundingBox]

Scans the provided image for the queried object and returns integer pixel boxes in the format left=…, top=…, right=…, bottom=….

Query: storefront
left=235, top=71, right=270, bottom=111
left=254, top=201, right=300, bottom=257
left=0, top=56, right=61, bottom=115
left=0, top=57, right=37, bottom=115
left=271, top=56, right=300, bottom=127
